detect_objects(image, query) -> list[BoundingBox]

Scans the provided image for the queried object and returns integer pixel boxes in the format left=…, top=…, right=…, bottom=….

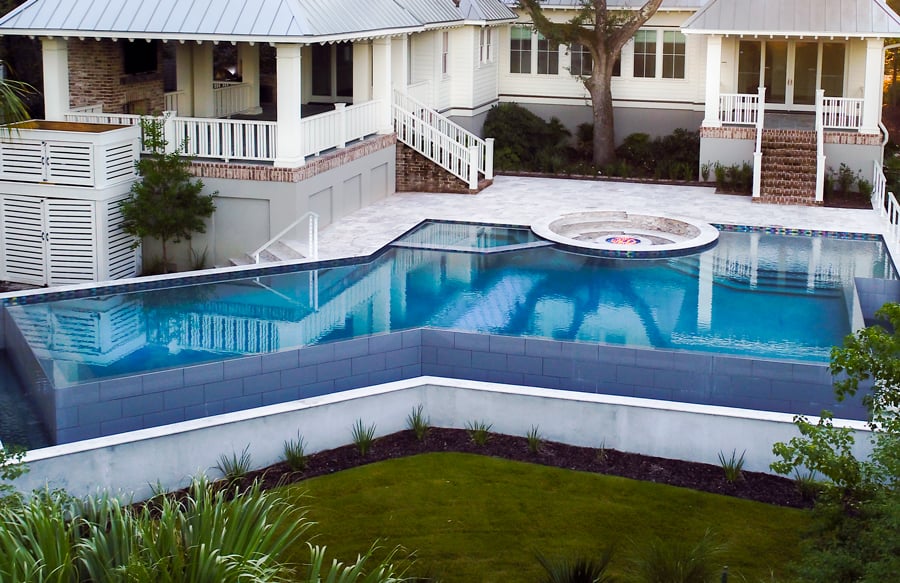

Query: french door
left=737, top=40, right=846, bottom=110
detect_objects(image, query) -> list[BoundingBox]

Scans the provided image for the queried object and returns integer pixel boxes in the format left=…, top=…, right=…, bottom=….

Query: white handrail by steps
left=252, top=212, right=319, bottom=264
left=392, top=90, right=494, bottom=189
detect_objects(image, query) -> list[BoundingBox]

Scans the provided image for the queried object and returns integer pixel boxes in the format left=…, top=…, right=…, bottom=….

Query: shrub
left=628, top=530, right=725, bottom=583
left=216, top=445, right=253, bottom=482
left=283, top=433, right=308, bottom=472
left=717, top=449, right=746, bottom=483
left=483, top=103, right=569, bottom=171
left=536, top=547, right=616, bottom=583
left=352, top=419, right=377, bottom=457
left=465, top=420, right=492, bottom=446
left=406, top=404, right=430, bottom=442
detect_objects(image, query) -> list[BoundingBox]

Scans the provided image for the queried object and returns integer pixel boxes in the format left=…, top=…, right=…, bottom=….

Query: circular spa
left=531, top=211, right=720, bottom=258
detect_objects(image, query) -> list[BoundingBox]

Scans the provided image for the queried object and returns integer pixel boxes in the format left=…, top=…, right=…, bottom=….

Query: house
left=0, top=0, right=897, bottom=285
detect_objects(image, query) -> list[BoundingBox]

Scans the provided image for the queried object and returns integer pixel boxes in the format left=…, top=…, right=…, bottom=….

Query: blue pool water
left=4, top=223, right=894, bottom=388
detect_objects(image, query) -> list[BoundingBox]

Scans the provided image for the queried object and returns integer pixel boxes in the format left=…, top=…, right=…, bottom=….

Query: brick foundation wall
left=187, top=134, right=396, bottom=182
left=396, top=143, right=473, bottom=193
left=68, top=39, right=165, bottom=114
left=699, top=126, right=756, bottom=140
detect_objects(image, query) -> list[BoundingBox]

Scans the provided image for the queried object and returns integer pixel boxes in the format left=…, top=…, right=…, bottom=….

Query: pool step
left=667, top=257, right=843, bottom=297
left=228, top=240, right=307, bottom=267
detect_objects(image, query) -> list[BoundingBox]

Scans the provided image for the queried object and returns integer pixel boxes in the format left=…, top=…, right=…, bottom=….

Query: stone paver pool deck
left=317, top=176, right=891, bottom=260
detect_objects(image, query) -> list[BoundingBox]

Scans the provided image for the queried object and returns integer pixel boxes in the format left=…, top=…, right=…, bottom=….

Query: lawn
left=277, top=452, right=811, bottom=582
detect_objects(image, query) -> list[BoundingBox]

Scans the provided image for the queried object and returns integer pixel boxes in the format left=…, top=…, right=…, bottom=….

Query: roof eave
left=681, top=28, right=894, bottom=39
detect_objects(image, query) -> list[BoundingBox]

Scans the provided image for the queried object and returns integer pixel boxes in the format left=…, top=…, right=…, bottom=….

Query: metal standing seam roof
left=682, top=0, right=900, bottom=36
left=460, top=0, right=520, bottom=23
left=502, top=0, right=704, bottom=10
left=0, top=0, right=514, bottom=42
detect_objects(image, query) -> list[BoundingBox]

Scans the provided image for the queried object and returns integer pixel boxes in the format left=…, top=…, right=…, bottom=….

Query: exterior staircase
left=758, top=129, right=820, bottom=206
left=228, top=240, right=306, bottom=266
left=228, top=211, right=319, bottom=267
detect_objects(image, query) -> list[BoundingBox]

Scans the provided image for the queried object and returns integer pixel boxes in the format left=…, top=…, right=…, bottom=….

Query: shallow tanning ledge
left=531, top=211, right=719, bottom=258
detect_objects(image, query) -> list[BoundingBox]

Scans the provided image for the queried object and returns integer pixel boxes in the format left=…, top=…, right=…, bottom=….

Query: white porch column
left=41, top=37, right=69, bottom=121
left=702, top=35, right=722, bottom=128
left=238, top=43, right=262, bottom=114
left=372, top=37, right=393, bottom=132
left=191, top=42, right=215, bottom=118
left=353, top=41, right=372, bottom=104
left=861, top=37, right=884, bottom=134
left=275, top=43, right=305, bottom=168
left=175, top=42, right=194, bottom=116
left=391, top=34, right=409, bottom=90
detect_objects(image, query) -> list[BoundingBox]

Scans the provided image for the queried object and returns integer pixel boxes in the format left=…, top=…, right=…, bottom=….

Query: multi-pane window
left=662, top=31, right=686, bottom=79
left=570, top=43, right=621, bottom=77
left=441, top=31, right=449, bottom=76
left=510, top=25, right=531, bottom=74
left=537, top=32, right=558, bottom=74
left=480, top=27, right=493, bottom=64
left=633, top=29, right=656, bottom=78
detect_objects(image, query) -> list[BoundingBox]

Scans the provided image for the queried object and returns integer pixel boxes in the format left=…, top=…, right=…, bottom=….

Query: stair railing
left=752, top=86, right=766, bottom=198
left=872, top=159, right=900, bottom=253
left=815, top=90, right=826, bottom=203
left=251, top=211, right=319, bottom=264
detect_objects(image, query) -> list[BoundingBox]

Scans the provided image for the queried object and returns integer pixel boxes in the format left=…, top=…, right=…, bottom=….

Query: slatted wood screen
left=45, top=142, right=94, bottom=186
left=45, top=199, right=97, bottom=285
left=1, top=195, right=47, bottom=285
left=105, top=196, right=138, bottom=280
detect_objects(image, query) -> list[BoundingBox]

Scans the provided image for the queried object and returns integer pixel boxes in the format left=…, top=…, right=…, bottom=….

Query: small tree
left=120, top=119, right=216, bottom=273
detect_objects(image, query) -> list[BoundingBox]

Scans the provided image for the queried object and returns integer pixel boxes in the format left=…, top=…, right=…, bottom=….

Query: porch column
left=702, top=35, right=722, bottom=128
left=353, top=41, right=372, bottom=103
left=372, top=37, right=393, bottom=132
left=175, top=42, right=194, bottom=116
left=238, top=43, right=262, bottom=114
left=391, top=34, right=409, bottom=90
left=191, top=42, right=215, bottom=118
left=274, top=43, right=305, bottom=168
left=861, top=37, right=884, bottom=134
left=41, top=37, right=69, bottom=121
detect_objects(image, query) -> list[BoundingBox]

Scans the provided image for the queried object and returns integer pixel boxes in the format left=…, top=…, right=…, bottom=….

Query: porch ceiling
left=683, top=0, right=900, bottom=37
left=0, top=0, right=514, bottom=44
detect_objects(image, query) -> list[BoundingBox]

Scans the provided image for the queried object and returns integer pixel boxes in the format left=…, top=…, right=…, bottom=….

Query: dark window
left=123, top=40, right=159, bottom=75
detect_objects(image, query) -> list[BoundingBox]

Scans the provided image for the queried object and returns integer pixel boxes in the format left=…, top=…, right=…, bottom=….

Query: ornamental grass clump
left=352, top=419, right=377, bottom=457
left=465, top=420, right=492, bottom=446
left=406, top=404, right=430, bottom=442
left=526, top=425, right=543, bottom=454
left=717, top=449, right=746, bottom=483
left=215, top=445, right=253, bottom=483
left=283, top=433, right=308, bottom=472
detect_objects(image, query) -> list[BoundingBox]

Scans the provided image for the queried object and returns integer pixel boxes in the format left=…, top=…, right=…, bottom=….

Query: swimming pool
left=0, top=221, right=894, bottom=446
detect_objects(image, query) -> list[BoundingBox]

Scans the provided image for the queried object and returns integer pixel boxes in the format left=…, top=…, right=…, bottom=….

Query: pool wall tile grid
left=16, top=328, right=867, bottom=445
left=855, top=277, right=900, bottom=327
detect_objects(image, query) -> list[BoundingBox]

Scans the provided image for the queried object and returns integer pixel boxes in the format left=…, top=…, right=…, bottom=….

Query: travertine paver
left=317, top=175, right=889, bottom=260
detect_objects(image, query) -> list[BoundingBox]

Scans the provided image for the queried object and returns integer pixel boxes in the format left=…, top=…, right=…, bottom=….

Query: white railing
left=392, top=90, right=493, bottom=189
left=820, top=96, right=864, bottom=130
left=65, top=112, right=143, bottom=126
left=300, top=101, right=381, bottom=157
left=815, top=90, right=826, bottom=203
left=213, top=82, right=252, bottom=118
left=164, top=90, right=186, bottom=114
left=251, top=211, right=319, bottom=264
left=719, top=93, right=760, bottom=125
left=69, top=103, right=105, bottom=114
left=873, top=160, right=900, bottom=250
left=173, top=116, right=277, bottom=162
left=751, top=86, right=765, bottom=198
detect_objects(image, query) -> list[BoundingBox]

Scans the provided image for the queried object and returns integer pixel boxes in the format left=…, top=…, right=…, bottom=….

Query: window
left=570, top=43, right=621, bottom=77
left=442, top=31, right=449, bottom=76
left=662, top=31, right=686, bottom=79
left=510, top=25, right=531, bottom=74
left=123, top=40, right=159, bottom=75
left=537, top=32, right=558, bottom=75
left=479, top=27, right=493, bottom=64
left=633, top=30, right=656, bottom=78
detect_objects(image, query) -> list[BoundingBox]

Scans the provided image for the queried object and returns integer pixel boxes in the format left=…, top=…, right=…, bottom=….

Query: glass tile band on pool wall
left=3, top=221, right=895, bottom=390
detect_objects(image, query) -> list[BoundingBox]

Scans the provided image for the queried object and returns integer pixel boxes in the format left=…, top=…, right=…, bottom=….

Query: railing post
left=335, top=102, right=347, bottom=149
left=162, top=110, right=177, bottom=154
left=485, top=137, right=494, bottom=180
left=468, top=144, right=478, bottom=190
left=815, top=89, right=825, bottom=203
left=752, top=86, right=765, bottom=198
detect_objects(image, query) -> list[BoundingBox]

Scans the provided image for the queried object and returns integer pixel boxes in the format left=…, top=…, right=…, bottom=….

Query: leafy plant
left=465, top=420, right=492, bottom=446
left=301, top=542, right=407, bottom=583
left=700, top=162, right=711, bottom=181
left=216, top=445, right=253, bottom=482
left=793, top=469, right=823, bottom=501
left=352, top=419, right=377, bottom=456
left=0, top=444, right=27, bottom=507
left=835, top=163, right=857, bottom=193
left=120, top=117, right=216, bottom=273
left=628, top=529, right=725, bottom=583
left=283, top=433, right=308, bottom=472
left=526, top=425, right=543, bottom=454
left=406, top=404, right=430, bottom=442
left=717, top=449, right=746, bottom=483
left=596, top=439, right=609, bottom=464
left=536, top=547, right=617, bottom=583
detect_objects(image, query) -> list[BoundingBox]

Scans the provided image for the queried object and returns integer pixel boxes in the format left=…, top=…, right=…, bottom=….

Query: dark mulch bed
left=241, top=428, right=810, bottom=509
left=824, top=191, right=872, bottom=209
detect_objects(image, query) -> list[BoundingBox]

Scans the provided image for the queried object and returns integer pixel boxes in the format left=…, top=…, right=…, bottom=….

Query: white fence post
left=468, top=145, right=479, bottom=190
left=162, top=111, right=177, bottom=154
left=485, top=138, right=494, bottom=180
left=335, top=103, right=347, bottom=149
left=815, top=90, right=826, bottom=203
left=752, top=86, right=765, bottom=198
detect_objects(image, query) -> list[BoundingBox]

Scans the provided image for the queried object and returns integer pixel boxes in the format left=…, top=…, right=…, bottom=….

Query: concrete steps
left=228, top=240, right=307, bottom=267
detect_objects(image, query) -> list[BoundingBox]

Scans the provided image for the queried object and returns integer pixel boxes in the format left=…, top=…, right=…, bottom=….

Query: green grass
left=277, top=453, right=810, bottom=582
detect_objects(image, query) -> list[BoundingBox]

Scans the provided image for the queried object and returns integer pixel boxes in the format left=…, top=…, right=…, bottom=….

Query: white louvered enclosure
left=0, top=121, right=142, bottom=286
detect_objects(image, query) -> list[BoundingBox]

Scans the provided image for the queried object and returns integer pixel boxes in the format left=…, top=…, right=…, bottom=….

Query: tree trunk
left=586, top=65, right=617, bottom=167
